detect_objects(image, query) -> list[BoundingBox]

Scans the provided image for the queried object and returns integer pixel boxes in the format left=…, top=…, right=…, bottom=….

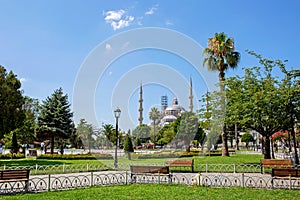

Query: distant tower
left=161, top=95, right=168, bottom=112
left=138, top=82, right=143, bottom=125
left=189, top=76, right=194, bottom=112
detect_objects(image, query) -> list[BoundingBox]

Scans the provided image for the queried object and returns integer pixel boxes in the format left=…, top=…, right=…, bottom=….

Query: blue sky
left=0, top=0, right=299, bottom=131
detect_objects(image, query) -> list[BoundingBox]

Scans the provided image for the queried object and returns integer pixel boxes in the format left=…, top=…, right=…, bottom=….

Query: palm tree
left=149, top=107, right=160, bottom=144
left=102, top=124, right=114, bottom=148
left=203, top=32, right=240, bottom=156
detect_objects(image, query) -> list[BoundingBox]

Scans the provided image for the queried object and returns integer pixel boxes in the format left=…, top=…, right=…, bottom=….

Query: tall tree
left=203, top=32, right=240, bottom=156
left=175, top=112, right=199, bottom=149
left=278, top=63, right=300, bottom=164
left=225, top=51, right=297, bottom=159
left=0, top=66, right=25, bottom=153
left=37, top=88, right=74, bottom=154
left=103, top=124, right=122, bottom=145
left=132, top=124, right=151, bottom=143
left=123, top=134, right=134, bottom=159
left=76, top=119, right=95, bottom=154
left=149, top=107, right=160, bottom=144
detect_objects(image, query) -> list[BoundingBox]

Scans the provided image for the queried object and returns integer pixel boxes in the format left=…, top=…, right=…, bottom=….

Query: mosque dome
left=165, top=98, right=185, bottom=117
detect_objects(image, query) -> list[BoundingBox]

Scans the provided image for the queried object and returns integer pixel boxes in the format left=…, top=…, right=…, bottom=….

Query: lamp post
left=114, top=108, right=121, bottom=169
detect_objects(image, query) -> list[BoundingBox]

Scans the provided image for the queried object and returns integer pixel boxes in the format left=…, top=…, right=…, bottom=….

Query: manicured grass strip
left=2, top=185, right=299, bottom=200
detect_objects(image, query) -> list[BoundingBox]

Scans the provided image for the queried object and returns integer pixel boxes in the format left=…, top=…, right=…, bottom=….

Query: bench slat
left=0, top=170, right=30, bottom=180
left=165, top=159, right=194, bottom=172
left=260, top=159, right=293, bottom=173
left=130, top=166, right=169, bottom=174
left=272, top=168, right=300, bottom=177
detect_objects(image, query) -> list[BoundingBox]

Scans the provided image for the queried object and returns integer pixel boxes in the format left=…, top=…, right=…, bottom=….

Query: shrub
left=37, top=153, right=113, bottom=160
left=0, top=153, right=25, bottom=159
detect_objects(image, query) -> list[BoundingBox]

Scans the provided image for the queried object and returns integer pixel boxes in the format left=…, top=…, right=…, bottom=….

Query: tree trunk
left=127, top=151, right=131, bottom=160
left=222, top=126, right=229, bottom=156
left=51, top=134, right=54, bottom=155
left=235, top=123, right=239, bottom=150
left=291, top=119, right=299, bottom=165
left=219, top=69, right=229, bottom=157
left=263, top=136, right=271, bottom=159
left=12, top=132, right=18, bottom=154
left=271, top=140, right=275, bottom=159
left=287, top=130, right=292, bottom=153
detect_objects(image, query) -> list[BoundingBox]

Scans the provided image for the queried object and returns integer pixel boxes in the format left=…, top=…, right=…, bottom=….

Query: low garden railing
left=0, top=163, right=263, bottom=175
left=1, top=171, right=300, bottom=194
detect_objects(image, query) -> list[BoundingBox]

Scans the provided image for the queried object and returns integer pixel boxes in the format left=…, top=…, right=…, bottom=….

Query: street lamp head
left=114, top=107, right=121, bottom=119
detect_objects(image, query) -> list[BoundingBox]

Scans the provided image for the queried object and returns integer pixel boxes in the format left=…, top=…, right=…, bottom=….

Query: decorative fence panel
left=1, top=171, right=300, bottom=194
left=0, top=163, right=263, bottom=175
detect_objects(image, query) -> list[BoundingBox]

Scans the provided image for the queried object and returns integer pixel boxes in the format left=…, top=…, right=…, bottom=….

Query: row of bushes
left=136, top=151, right=222, bottom=159
left=0, top=153, right=25, bottom=159
left=37, top=153, right=113, bottom=160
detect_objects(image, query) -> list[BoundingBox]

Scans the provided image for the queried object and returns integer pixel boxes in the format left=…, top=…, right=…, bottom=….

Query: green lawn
left=1, top=185, right=299, bottom=200
left=0, top=153, right=264, bottom=174
left=0, top=153, right=263, bottom=166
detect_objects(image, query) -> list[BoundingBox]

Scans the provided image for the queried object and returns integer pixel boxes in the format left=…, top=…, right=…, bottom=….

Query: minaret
left=138, top=82, right=143, bottom=125
left=189, top=76, right=194, bottom=112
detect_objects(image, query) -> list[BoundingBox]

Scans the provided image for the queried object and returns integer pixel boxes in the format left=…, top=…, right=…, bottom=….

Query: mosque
left=138, top=77, right=194, bottom=127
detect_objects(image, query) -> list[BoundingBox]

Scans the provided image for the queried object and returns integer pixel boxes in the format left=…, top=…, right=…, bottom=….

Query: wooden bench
left=260, top=159, right=293, bottom=173
left=272, top=168, right=300, bottom=178
left=165, top=159, right=194, bottom=172
left=130, top=165, right=172, bottom=183
left=228, top=149, right=236, bottom=154
left=46, top=151, right=59, bottom=155
left=0, top=169, right=30, bottom=193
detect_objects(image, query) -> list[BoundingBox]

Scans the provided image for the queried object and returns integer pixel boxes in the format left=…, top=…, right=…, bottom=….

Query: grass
left=0, top=153, right=264, bottom=174
left=0, top=152, right=263, bottom=166
left=1, top=184, right=299, bottom=200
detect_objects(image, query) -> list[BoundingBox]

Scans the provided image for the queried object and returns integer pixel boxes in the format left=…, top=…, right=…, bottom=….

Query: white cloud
left=20, top=78, right=28, bottom=83
left=104, top=9, right=135, bottom=31
left=145, top=6, right=158, bottom=15
left=165, top=20, right=174, bottom=26
left=104, top=10, right=125, bottom=22
left=105, top=43, right=112, bottom=50
left=111, top=16, right=134, bottom=31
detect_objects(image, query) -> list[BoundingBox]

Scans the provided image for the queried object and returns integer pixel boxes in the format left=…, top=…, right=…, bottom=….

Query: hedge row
left=0, top=153, right=25, bottom=159
left=136, top=152, right=222, bottom=159
left=37, top=153, right=113, bottom=160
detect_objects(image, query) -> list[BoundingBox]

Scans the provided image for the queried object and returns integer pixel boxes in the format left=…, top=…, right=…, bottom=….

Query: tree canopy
left=37, top=88, right=74, bottom=154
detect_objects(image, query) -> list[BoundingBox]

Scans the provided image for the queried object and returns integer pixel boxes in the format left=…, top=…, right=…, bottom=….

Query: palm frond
left=225, top=51, right=241, bottom=68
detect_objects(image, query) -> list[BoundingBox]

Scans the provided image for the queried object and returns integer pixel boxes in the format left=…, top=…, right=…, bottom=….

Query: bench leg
left=25, top=180, right=29, bottom=193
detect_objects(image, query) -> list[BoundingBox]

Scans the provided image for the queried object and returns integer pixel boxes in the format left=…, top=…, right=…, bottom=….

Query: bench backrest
left=165, top=159, right=193, bottom=166
left=261, top=159, right=293, bottom=166
left=130, top=166, right=169, bottom=174
left=0, top=170, right=30, bottom=180
left=272, top=168, right=300, bottom=177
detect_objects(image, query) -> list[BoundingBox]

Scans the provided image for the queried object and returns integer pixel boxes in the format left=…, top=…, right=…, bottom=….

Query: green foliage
left=76, top=119, right=95, bottom=153
left=0, top=66, right=26, bottom=153
left=0, top=153, right=25, bottom=159
left=132, top=124, right=151, bottom=143
left=225, top=51, right=299, bottom=159
left=149, top=107, right=160, bottom=143
left=123, top=134, right=134, bottom=152
left=241, top=132, right=254, bottom=143
left=37, top=153, right=113, bottom=160
left=134, top=137, right=141, bottom=146
left=37, top=88, right=75, bottom=154
left=156, top=124, right=175, bottom=145
left=103, top=124, right=122, bottom=145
